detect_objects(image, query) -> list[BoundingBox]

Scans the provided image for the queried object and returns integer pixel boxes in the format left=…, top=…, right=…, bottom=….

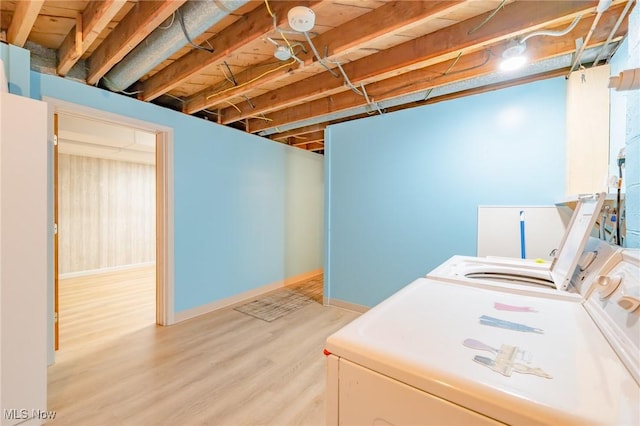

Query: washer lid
left=549, top=193, right=606, bottom=290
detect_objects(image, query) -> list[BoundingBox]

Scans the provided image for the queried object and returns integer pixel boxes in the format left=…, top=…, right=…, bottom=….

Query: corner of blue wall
left=0, top=43, right=31, bottom=97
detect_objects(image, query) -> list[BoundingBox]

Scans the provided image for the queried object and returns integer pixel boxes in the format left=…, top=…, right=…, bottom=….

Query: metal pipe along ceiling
left=103, top=0, right=249, bottom=93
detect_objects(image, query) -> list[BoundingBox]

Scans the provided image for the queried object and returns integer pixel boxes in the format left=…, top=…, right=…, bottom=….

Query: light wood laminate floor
left=49, top=268, right=358, bottom=425
left=57, top=265, right=157, bottom=351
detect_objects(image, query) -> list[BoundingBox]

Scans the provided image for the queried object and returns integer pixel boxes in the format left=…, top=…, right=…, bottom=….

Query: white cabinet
left=0, top=92, right=48, bottom=425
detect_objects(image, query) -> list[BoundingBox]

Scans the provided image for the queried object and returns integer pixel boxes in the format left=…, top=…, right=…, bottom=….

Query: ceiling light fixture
left=274, top=45, right=292, bottom=61
left=288, top=6, right=315, bottom=32
left=500, top=40, right=527, bottom=71
left=499, top=15, right=583, bottom=73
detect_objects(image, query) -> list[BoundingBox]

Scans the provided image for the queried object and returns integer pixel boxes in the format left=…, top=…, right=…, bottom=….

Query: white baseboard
left=174, top=268, right=323, bottom=323
left=324, top=297, right=370, bottom=313
left=59, top=262, right=156, bottom=279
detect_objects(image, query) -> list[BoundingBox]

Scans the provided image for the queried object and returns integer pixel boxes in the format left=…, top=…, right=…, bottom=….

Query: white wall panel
left=0, top=92, right=48, bottom=425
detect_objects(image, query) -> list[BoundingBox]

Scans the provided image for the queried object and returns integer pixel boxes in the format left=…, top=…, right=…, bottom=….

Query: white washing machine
left=428, top=193, right=617, bottom=299
left=325, top=250, right=640, bottom=425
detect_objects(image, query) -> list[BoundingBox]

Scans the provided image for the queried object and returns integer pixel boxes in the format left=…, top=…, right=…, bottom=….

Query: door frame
left=45, top=97, right=175, bottom=360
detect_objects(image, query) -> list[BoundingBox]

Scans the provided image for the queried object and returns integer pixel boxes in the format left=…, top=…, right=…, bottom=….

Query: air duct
left=103, top=0, right=249, bottom=93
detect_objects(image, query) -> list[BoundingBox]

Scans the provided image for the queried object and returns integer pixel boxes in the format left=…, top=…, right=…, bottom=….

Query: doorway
left=56, top=113, right=156, bottom=350
left=46, top=98, right=174, bottom=358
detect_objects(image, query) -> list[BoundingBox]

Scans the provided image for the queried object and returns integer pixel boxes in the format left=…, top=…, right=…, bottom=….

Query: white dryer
left=428, top=193, right=618, bottom=298
left=325, top=250, right=640, bottom=425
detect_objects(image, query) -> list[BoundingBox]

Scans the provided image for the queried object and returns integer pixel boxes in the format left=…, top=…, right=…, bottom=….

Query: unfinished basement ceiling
left=1, top=0, right=633, bottom=153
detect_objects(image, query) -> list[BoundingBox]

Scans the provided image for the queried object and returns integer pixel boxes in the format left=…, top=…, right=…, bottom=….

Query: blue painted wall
left=609, top=7, right=639, bottom=248
left=325, top=78, right=567, bottom=307
left=3, top=44, right=323, bottom=319
left=29, top=71, right=324, bottom=312
left=0, top=42, right=30, bottom=96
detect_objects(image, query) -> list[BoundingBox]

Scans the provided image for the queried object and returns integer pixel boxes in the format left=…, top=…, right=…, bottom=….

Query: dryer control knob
left=596, top=274, right=622, bottom=299
left=618, top=296, right=640, bottom=312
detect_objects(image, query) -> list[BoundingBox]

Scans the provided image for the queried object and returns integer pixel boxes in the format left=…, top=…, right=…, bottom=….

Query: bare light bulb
left=500, top=56, right=527, bottom=71
left=500, top=40, right=527, bottom=72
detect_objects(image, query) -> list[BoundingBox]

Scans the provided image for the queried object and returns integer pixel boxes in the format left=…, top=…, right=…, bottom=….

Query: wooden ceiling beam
left=7, top=0, right=44, bottom=47
left=223, top=0, right=599, bottom=125
left=270, top=124, right=326, bottom=140
left=302, top=1, right=465, bottom=66
left=86, top=0, right=187, bottom=85
left=139, top=1, right=319, bottom=102
left=57, top=0, right=129, bottom=76
left=385, top=69, right=570, bottom=114
left=184, top=58, right=300, bottom=115
left=307, top=142, right=325, bottom=152
left=337, top=0, right=598, bottom=83
left=247, top=6, right=626, bottom=134
left=294, top=142, right=324, bottom=151
left=287, top=130, right=325, bottom=146
left=184, top=0, right=465, bottom=114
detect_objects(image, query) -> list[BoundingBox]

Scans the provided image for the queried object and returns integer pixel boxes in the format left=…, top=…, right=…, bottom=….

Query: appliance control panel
left=585, top=249, right=640, bottom=384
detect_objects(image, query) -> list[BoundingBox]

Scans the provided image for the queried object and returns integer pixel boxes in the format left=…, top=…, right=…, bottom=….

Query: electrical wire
left=360, top=83, right=382, bottom=115
left=250, top=114, right=273, bottom=122
left=375, top=50, right=490, bottom=99
left=327, top=58, right=362, bottom=95
left=225, top=100, right=242, bottom=113
left=264, top=0, right=274, bottom=17
left=424, top=52, right=465, bottom=100
left=164, top=93, right=186, bottom=104
left=520, top=15, right=582, bottom=43
left=206, top=60, right=296, bottom=100
left=242, top=94, right=255, bottom=109
left=157, top=12, right=176, bottom=30
left=177, top=8, right=214, bottom=53
left=468, top=0, right=507, bottom=35
left=101, top=76, right=143, bottom=95
left=197, top=56, right=302, bottom=106
left=223, top=61, right=238, bottom=86
left=567, top=7, right=606, bottom=77
left=220, top=63, right=235, bottom=85
left=324, top=57, right=382, bottom=114
left=593, top=0, right=635, bottom=66
left=304, top=31, right=339, bottom=77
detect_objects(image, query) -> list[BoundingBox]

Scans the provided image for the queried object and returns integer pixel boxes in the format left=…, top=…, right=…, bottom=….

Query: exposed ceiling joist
left=271, top=123, right=327, bottom=140
left=3, top=0, right=631, bottom=152
left=57, top=0, right=129, bottom=76
left=184, top=0, right=466, bottom=114
left=307, top=142, right=325, bottom=152
left=289, top=130, right=325, bottom=145
left=139, top=1, right=318, bottom=102
left=221, top=0, right=600, bottom=126
left=6, top=0, right=44, bottom=47
left=248, top=4, right=627, bottom=134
